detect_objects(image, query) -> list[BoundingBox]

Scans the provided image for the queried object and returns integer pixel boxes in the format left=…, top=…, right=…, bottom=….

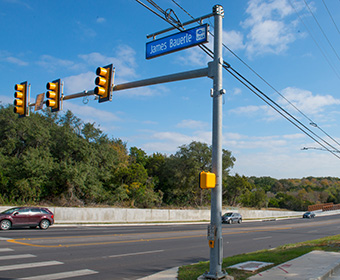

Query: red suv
left=0, top=207, right=54, bottom=230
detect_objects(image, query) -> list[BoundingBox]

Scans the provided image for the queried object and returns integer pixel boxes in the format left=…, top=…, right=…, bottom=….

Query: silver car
left=222, top=212, right=242, bottom=224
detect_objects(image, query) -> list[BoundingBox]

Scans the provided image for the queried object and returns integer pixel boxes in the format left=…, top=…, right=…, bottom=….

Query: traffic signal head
left=46, top=79, right=61, bottom=112
left=199, top=171, right=216, bottom=189
left=14, top=81, right=28, bottom=118
left=94, top=64, right=114, bottom=103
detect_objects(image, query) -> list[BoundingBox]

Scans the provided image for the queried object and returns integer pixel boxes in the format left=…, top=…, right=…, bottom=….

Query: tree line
left=1, top=105, right=339, bottom=210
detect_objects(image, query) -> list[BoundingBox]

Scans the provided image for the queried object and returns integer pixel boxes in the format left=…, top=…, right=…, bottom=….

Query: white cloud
left=96, top=17, right=106, bottom=23
left=79, top=45, right=138, bottom=79
left=223, top=30, right=245, bottom=51
left=176, top=119, right=209, bottom=129
left=229, top=105, right=268, bottom=115
left=246, top=20, right=295, bottom=55
left=6, top=56, right=28, bottom=66
left=141, top=130, right=211, bottom=154
left=176, top=40, right=213, bottom=67
left=229, top=86, right=340, bottom=123
left=63, top=103, right=121, bottom=124
left=280, top=87, right=340, bottom=115
left=63, top=71, right=95, bottom=93
left=242, top=0, right=297, bottom=56
left=232, top=150, right=339, bottom=179
left=37, top=55, right=81, bottom=72
left=0, top=51, right=28, bottom=66
left=0, top=95, right=13, bottom=105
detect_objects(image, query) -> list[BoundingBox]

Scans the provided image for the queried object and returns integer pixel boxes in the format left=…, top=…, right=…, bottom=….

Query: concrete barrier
left=0, top=206, right=306, bottom=224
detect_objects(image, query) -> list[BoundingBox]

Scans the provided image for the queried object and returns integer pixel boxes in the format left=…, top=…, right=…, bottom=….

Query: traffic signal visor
left=199, top=171, right=216, bottom=189
left=14, top=81, right=28, bottom=117
left=46, top=79, right=61, bottom=112
left=94, top=64, right=114, bottom=103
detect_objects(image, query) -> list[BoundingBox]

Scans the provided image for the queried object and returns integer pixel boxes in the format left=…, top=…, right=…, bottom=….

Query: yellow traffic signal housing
left=14, top=81, right=28, bottom=118
left=199, top=171, right=216, bottom=189
left=94, top=64, right=114, bottom=103
left=46, top=79, right=61, bottom=112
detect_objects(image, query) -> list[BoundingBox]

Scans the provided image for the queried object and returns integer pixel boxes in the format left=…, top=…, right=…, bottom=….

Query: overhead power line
left=321, top=0, right=340, bottom=37
left=135, top=0, right=340, bottom=159
left=302, top=0, right=340, bottom=64
left=288, top=0, right=340, bottom=81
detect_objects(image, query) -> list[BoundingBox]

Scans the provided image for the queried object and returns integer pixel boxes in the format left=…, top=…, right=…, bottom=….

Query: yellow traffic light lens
left=46, top=91, right=56, bottom=99
left=15, top=84, right=24, bottom=91
left=95, top=76, right=107, bottom=87
left=46, top=100, right=56, bottom=107
left=46, top=82, right=56, bottom=90
left=96, top=67, right=108, bottom=76
left=14, top=92, right=23, bottom=99
left=14, top=107, right=24, bottom=114
left=14, top=99, right=23, bottom=106
left=94, top=86, right=105, bottom=96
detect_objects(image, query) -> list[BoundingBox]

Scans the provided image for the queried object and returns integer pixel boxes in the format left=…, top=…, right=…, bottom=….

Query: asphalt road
left=0, top=214, right=339, bottom=280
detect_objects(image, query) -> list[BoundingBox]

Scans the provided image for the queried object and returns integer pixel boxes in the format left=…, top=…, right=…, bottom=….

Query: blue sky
left=1, top=0, right=340, bottom=179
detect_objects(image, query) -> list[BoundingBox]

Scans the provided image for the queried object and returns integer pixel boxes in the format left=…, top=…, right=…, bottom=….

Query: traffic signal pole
left=202, top=5, right=229, bottom=280
left=51, top=67, right=210, bottom=102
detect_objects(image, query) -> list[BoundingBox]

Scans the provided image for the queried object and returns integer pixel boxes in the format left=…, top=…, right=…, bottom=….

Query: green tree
left=223, top=174, right=252, bottom=206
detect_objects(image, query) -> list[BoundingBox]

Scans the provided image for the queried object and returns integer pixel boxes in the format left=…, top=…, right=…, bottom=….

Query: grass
left=177, top=234, right=340, bottom=280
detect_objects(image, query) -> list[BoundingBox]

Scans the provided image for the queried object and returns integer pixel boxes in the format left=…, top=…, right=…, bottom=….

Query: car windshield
left=223, top=213, right=233, bottom=217
left=0, top=208, right=21, bottom=214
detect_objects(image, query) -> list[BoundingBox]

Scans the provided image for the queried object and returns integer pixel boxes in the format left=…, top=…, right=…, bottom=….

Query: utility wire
left=321, top=0, right=340, bottom=37
left=302, top=0, right=340, bottom=64
left=172, top=0, right=340, bottom=148
left=135, top=0, right=182, bottom=31
left=288, top=0, right=340, bottom=80
left=136, top=0, right=340, bottom=159
left=173, top=0, right=340, bottom=150
left=196, top=40, right=340, bottom=157
left=226, top=65, right=340, bottom=159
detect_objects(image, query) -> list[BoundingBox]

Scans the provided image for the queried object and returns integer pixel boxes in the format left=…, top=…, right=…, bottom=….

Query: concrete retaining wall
left=0, top=206, right=304, bottom=224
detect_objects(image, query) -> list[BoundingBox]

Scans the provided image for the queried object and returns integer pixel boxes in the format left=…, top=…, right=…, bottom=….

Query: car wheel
left=0, top=220, right=11, bottom=230
left=238, top=219, right=242, bottom=224
left=39, top=219, right=50, bottom=230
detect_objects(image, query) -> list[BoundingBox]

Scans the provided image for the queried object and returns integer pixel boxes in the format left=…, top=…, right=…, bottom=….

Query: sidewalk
left=249, top=250, right=340, bottom=280
left=138, top=251, right=340, bottom=280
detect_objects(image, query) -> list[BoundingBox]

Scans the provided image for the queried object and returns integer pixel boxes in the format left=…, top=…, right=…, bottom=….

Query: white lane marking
left=0, top=248, right=14, bottom=252
left=0, top=261, right=63, bottom=271
left=109, top=249, right=164, bottom=258
left=253, top=236, right=272, bottom=240
left=18, top=269, right=98, bottom=280
left=0, top=237, right=12, bottom=241
left=0, top=254, right=35, bottom=261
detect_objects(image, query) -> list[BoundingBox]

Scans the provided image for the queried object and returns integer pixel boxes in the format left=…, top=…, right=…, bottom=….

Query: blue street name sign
left=146, top=24, right=209, bottom=59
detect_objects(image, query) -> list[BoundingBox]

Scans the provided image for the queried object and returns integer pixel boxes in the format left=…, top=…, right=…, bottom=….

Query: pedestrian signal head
left=199, top=171, right=216, bottom=189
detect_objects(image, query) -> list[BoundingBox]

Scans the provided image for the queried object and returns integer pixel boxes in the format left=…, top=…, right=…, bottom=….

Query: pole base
left=197, top=271, right=233, bottom=280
